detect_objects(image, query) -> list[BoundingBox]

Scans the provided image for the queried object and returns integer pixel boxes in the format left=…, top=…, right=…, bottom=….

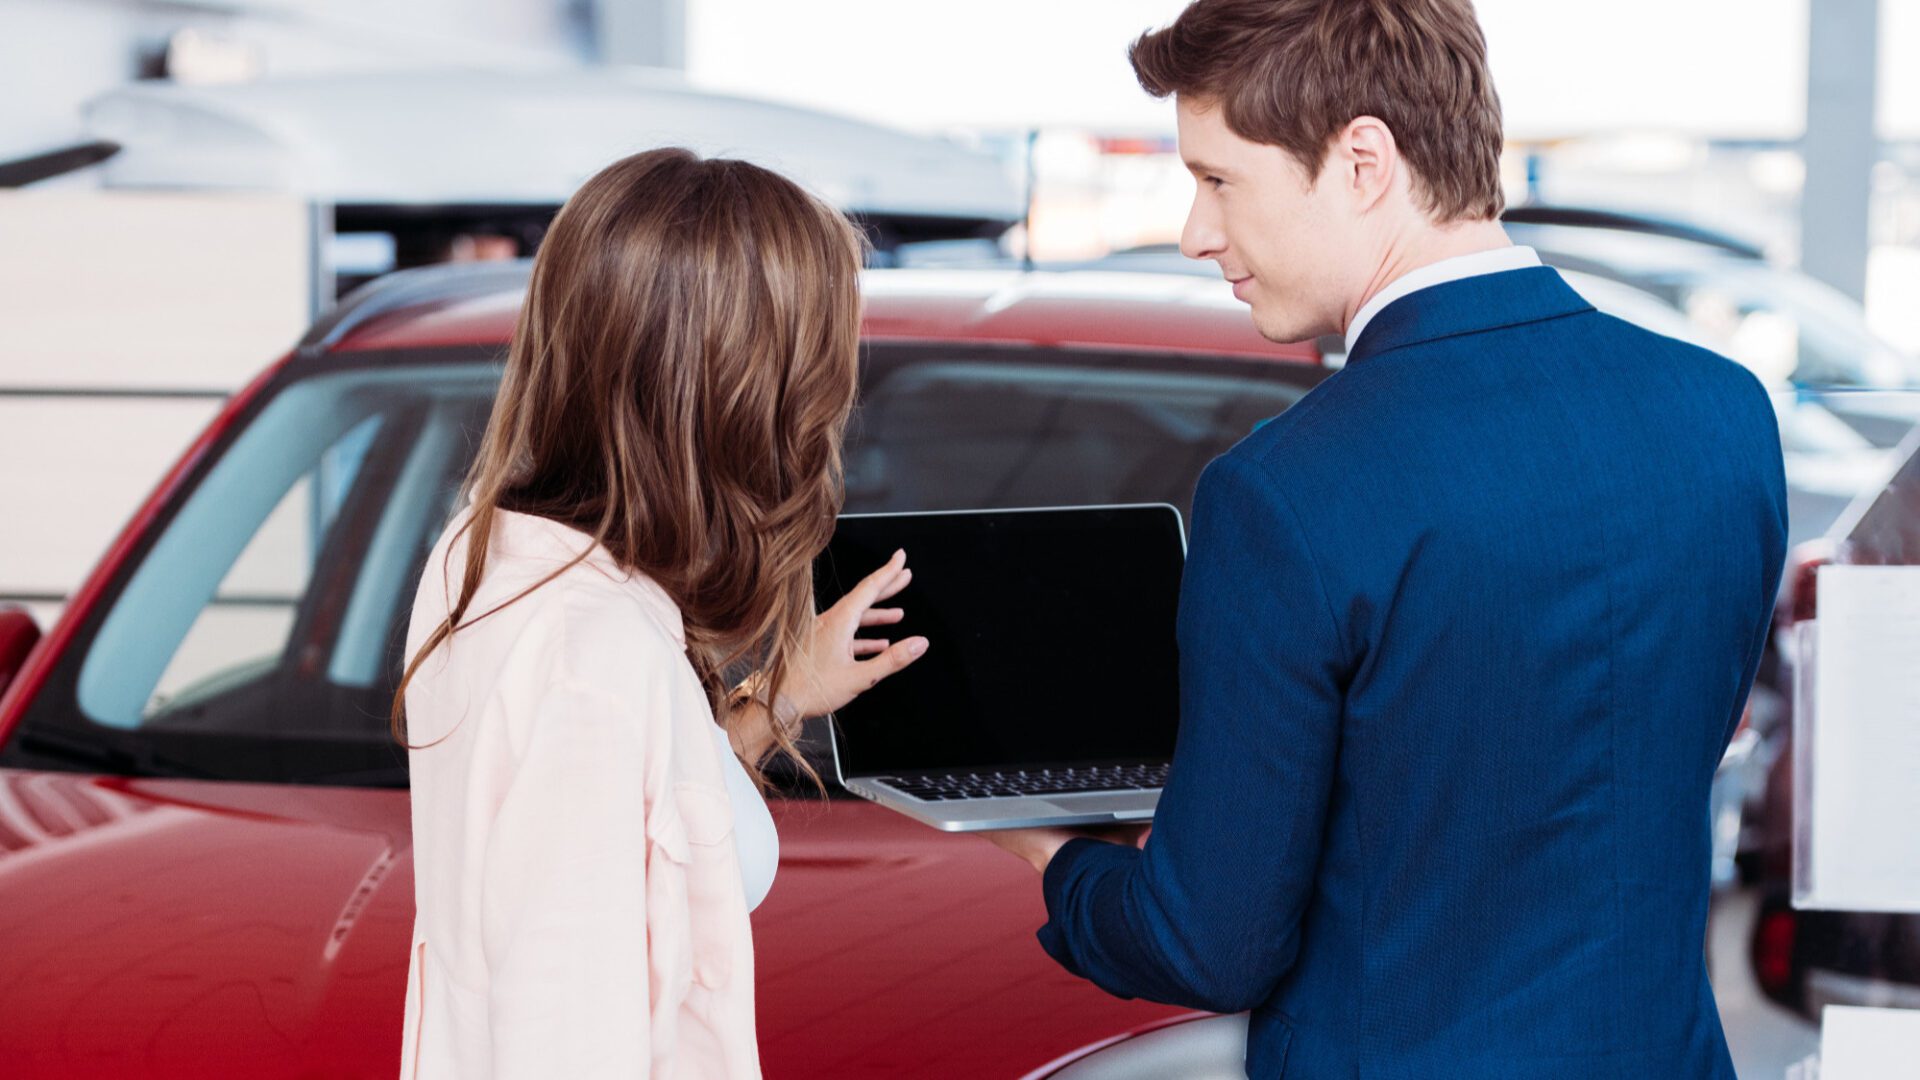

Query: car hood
left=751, top=799, right=1186, bottom=1077
left=0, top=770, right=1184, bottom=1078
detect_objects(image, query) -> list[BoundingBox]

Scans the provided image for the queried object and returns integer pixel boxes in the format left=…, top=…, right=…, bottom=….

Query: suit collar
left=1344, top=266, right=1594, bottom=366
left=1342, top=246, right=1543, bottom=354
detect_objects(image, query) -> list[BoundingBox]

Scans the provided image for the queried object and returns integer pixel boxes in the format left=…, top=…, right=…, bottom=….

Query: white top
left=1343, top=245, right=1543, bottom=355
left=712, top=722, right=780, bottom=912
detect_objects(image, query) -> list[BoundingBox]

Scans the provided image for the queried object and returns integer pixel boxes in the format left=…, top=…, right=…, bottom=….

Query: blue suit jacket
left=1038, top=267, right=1787, bottom=1078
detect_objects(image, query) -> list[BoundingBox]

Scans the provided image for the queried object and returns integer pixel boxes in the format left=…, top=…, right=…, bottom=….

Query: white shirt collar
left=1342, top=245, right=1542, bottom=356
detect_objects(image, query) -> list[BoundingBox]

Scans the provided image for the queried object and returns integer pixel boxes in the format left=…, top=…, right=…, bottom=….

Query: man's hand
left=981, top=823, right=1152, bottom=874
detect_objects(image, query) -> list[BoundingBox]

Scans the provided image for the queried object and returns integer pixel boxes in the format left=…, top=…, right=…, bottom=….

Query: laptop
left=817, top=504, right=1185, bottom=832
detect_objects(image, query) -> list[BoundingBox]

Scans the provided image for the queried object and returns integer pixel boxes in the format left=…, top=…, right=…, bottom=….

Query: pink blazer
left=400, top=508, right=761, bottom=1079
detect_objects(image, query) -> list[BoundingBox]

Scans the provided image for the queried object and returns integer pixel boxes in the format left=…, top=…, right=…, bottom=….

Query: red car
left=0, top=263, right=1326, bottom=1078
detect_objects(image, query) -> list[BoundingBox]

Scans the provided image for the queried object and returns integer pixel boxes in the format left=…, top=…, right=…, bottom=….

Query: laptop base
left=843, top=778, right=1160, bottom=833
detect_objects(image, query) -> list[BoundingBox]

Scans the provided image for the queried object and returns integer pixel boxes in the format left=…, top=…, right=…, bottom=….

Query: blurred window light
left=327, top=232, right=397, bottom=279
left=1728, top=308, right=1802, bottom=388
left=1867, top=247, right=1920, bottom=358
left=1553, top=133, right=1702, bottom=175
left=1092, top=136, right=1178, bottom=156
left=165, top=28, right=264, bottom=87
left=1748, top=150, right=1807, bottom=197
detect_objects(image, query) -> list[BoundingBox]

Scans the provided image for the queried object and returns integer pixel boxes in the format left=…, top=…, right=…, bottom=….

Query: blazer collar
left=486, top=507, right=688, bottom=646
left=1345, top=266, right=1594, bottom=366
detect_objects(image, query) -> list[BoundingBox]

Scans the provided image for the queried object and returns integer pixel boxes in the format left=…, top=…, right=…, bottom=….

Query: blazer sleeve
left=1037, top=451, right=1349, bottom=1013
left=479, top=676, right=658, bottom=1078
left=1721, top=376, right=1791, bottom=751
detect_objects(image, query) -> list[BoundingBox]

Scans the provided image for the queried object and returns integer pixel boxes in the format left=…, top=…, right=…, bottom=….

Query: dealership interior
left=0, top=1, right=1917, bottom=1077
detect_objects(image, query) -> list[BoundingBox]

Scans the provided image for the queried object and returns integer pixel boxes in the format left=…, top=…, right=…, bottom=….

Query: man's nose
left=1180, top=198, right=1225, bottom=263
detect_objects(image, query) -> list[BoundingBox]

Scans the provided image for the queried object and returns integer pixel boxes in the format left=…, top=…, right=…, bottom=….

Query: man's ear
left=1340, top=116, right=1398, bottom=213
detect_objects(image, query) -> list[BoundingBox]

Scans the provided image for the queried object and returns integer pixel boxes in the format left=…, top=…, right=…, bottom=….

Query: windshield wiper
left=11, top=728, right=226, bottom=781
left=289, top=764, right=411, bottom=788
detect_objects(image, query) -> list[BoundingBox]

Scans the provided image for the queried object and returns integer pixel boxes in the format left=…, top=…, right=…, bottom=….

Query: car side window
left=138, top=415, right=383, bottom=723
left=70, top=368, right=492, bottom=745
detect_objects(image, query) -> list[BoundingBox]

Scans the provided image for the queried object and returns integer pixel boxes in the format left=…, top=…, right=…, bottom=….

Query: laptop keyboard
left=877, top=763, right=1170, bottom=802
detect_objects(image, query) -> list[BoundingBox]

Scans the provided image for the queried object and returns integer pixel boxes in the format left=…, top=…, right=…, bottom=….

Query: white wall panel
left=0, top=396, right=221, bottom=598
left=0, top=190, right=311, bottom=391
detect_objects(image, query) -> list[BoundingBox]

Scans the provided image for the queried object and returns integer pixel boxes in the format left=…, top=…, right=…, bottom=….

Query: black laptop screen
left=817, top=506, right=1184, bottom=778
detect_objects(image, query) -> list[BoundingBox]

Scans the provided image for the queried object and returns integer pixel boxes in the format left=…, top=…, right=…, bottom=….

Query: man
left=983, top=2, right=1786, bottom=1076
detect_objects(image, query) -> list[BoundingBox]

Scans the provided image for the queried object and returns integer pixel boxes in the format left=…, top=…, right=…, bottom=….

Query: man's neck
left=1342, top=219, right=1514, bottom=337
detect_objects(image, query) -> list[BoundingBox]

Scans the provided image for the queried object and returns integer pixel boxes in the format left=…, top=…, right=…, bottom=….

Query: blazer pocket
left=676, top=782, right=740, bottom=991
left=648, top=782, right=741, bottom=992
left=645, top=794, right=694, bottom=1003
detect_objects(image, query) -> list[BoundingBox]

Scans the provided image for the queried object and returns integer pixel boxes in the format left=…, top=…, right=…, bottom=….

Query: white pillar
left=1800, top=0, right=1879, bottom=302
left=596, top=0, right=686, bottom=70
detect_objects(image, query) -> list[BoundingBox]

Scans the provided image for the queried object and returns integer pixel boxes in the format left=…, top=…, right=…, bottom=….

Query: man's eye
left=1205, top=176, right=1225, bottom=189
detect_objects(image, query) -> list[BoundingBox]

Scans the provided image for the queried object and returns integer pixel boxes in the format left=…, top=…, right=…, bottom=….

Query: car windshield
left=2, top=342, right=1322, bottom=788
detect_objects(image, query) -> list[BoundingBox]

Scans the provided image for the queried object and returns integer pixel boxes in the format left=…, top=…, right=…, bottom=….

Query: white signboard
left=1818, top=1005, right=1920, bottom=1080
left=1794, top=566, right=1920, bottom=913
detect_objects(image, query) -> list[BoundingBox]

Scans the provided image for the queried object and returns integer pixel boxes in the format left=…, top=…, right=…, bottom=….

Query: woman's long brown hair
left=390, top=148, right=866, bottom=792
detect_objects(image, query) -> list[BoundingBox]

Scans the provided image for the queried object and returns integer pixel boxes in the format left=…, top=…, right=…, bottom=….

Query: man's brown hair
left=1131, top=0, right=1506, bottom=222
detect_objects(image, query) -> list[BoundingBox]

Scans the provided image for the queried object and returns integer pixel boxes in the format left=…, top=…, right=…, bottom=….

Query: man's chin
left=1249, top=307, right=1311, bottom=346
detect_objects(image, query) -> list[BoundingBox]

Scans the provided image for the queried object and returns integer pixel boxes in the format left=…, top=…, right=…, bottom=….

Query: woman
left=393, top=148, right=927, bottom=1079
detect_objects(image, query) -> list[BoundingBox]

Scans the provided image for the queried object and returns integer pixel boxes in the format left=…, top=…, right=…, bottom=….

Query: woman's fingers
left=817, top=554, right=925, bottom=709
left=871, top=566, right=912, bottom=603
left=852, top=550, right=910, bottom=606
left=857, top=635, right=929, bottom=688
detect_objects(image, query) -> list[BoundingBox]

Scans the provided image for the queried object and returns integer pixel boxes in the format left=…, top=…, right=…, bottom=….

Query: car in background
left=0, top=263, right=1326, bottom=1078
left=1049, top=205, right=1918, bottom=393
left=1749, top=423, right=1920, bottom=1021
left=1499, top=207, right=1919, bottom=394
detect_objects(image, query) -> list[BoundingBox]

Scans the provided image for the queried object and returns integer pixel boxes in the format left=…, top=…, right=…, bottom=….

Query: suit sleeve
left=479, top=678, right=657, bottom=1078
left=1721, top=375, right=1791, bottom=751
left=1037, top=451, right=1349, bottom=1013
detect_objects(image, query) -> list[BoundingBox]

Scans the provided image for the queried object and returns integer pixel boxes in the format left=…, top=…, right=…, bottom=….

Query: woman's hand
left=778, top=549, right=929, bottom=721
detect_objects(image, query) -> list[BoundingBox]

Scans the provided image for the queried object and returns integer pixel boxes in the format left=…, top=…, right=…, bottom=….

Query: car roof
left=1500, top=221, right=1757, bottom=278
left=1498, top=205, right=1766, bottom=260
left=305, top=261, right=1324, bottom=364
